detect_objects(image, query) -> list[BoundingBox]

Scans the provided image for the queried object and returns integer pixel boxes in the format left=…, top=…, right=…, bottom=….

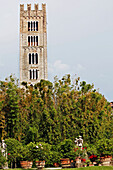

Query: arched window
left=29, top=69, right=39, bottom=80
left=33, top=70, right=34, bottom=79
left=36, top=69, right=38, bottom=79
left=32, top=53, right=34, bottom=64
left=34, top=36, right=35, bottom=46
left=36, top=36, right=38, bottom=46
left=28, top=36, right=30, bottom=46
left=31, top=36, right=33, bottom=46
left=34, top=21, right=35, bottom=31
left=31, top=21, right=32, bottom=31
left=29, top=70, right=32, bottom=79
left=36, top=21, right=38, bottom=31
left=29, top=53, right=38, bottom=64
left=36, top=53, right=38, bottom=64
left=28, top=22, right=30, bottom=31
left=29, top=53, right=31, bottom=64
left=28, top=21, right=38, bottom=31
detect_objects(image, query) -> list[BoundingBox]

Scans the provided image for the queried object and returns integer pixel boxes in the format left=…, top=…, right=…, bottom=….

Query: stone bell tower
left=20, top=4, right=48, bottom=86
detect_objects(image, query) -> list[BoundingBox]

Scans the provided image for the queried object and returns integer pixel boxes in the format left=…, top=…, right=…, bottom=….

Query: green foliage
left=0, top=74, right=112, bottom=167
left=0, top=150, right=6, bottom=168
left=58, top=139, right=75, bottom=160
left=5, top=138, right=23, bottom=165
left=96, top=138, right=113, bottom=156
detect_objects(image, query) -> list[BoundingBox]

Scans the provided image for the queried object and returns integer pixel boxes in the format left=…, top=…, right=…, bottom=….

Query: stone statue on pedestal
left=0, top=140, right=8, bottom=169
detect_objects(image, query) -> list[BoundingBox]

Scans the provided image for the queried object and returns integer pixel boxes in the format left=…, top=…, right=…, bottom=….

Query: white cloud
left=53, top=60, right=70, bottom=71
left=48, top=60, right=70, bottom=74
left=76, top=64, right=85, bottom=72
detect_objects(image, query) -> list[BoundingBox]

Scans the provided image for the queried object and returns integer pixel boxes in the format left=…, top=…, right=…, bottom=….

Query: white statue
left=1, top=140, right=7, bottom=158
left=75, top=136, right=83, bottom=149
left=0, top=140, right=8, bottom=169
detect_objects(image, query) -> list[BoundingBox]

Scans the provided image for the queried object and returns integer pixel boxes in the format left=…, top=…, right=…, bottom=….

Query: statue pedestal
left=3, top=162, right=8, bottom=169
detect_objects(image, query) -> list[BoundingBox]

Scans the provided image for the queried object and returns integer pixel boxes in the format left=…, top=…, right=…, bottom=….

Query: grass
left=7, top=167, right=113, bottom=170
left=62, top=167, right=113, bottom=170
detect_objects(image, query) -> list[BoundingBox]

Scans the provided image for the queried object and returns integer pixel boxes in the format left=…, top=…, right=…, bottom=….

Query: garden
left=0, top=75, right=113, bottom=169
left=0, top=138, right=113, bottom=169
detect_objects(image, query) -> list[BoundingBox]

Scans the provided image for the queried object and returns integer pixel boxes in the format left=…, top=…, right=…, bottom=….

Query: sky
left=0, top=0, right=113, bottom=101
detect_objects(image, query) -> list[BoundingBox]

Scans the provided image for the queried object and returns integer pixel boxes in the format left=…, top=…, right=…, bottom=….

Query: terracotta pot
left=89, top=164, right=94, bottom=167
left=60, top=158, right=70, bottom=168
left=111, top=159, right=113, bottom=166
left=100, top=156, right=111, bottom=166
left=35, top=160, right=45, bottom=170
left=27, top=161, right=33, bottom=168
left=20, top=161, right=28, bottom=169
left=53, top=162, right=60, bottom=167
left=20, top=161, right=33, bottom=169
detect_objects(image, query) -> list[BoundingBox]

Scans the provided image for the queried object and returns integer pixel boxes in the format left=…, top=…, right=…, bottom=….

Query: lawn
left=63, top=166, right=113, bottom=170
left=7, top=167, right=113, bottom=170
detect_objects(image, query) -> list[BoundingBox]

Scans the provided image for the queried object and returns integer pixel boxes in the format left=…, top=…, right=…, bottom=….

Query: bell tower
left=20, top=4, right=48, bottom=86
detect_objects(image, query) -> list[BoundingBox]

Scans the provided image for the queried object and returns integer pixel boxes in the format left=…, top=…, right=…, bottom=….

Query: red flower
left=94, top=155, right=97, bottom=158
left=89, top=155, right=97, bottom=159
left=8, top=153, right=10, bottom=155
left=85, top=147, right=87, bottom=149
left=81, top=158, right=86, bottom=162
left=82, top=147, right=84, bottom=150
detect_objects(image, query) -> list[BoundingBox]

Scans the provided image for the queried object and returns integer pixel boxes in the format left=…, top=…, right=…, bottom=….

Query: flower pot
left=100, top=157, right=111, bottom=166
left=53, top=162, right=60, bottom=167
left=27, top=161, right=33, bottom=168
left=35, top=160, right=45, bottom=170
left=20, top=161, right=28, bottom=169
left=111, top=159, right=113, bottom=166
left=89, top=164, right=94, bottom=166
left=60, top=158, right=70, bottom=168
left=20, top=161, right=33, bottom=169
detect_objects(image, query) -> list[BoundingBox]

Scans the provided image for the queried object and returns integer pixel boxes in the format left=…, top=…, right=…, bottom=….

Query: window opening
left=36, top=69, right=38, bottom=79
left=36, top=21, right=38, bottom=31
left=34, top=21, right=35, bottom=31
left=32, top=53, right=34, bottom=64
left=28, top=36, right=30, bottom=46
left=30, top=70, right=32, bottom=79
left=36, top=53, right=38, bottom=64
left=28, top=22, right=30, bottom=31
left=34, top=36, right=35, bottom=46
left=29, top=53, right=31, bottom=64
left=33, top=70, right=34, bottom=79
left=36, top=36, right=38, bottom=46
left=31, top=21, right=32, bottom=31
left=31, top=36, right=33, bottom=46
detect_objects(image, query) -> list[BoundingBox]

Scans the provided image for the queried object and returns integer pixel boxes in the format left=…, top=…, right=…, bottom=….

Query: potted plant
left=59, top=139, right=75, bottom=168
left=19, top=145, right=33, bottom=169
left=52, top=151, right=60, bottom=167
left=60, top=158, right=70, bottom=168
left=96, top=138, right=113, bottom=166
left=111, top=158, right=113, bottom=166
left=35, top=159, right=45, bottom=170
left=35, top=144, right=46, bottom=170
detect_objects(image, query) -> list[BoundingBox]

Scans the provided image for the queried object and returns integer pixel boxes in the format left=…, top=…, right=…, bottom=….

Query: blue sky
left=0, top=0, right=113, bottom=101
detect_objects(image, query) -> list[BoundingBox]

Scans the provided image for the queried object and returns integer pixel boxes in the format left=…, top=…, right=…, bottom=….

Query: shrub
left=58, top=139, right=75, bottom=160
left=96, top=138, right=113, bottom=156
